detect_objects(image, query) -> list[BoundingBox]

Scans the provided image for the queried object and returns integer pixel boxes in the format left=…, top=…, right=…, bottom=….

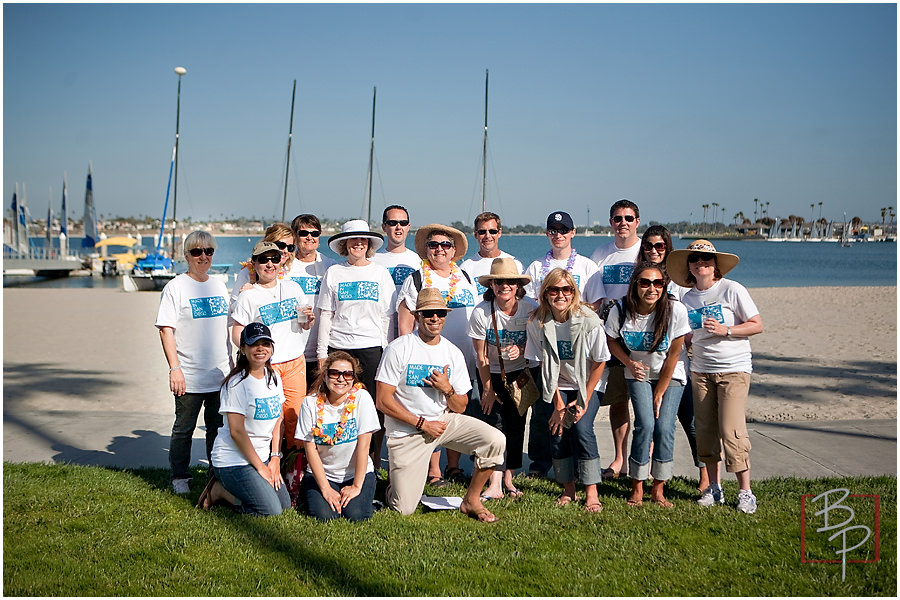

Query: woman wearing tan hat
left=467, top=258, right=538, bottom=499
left=666, top=240, right=763, bottom=514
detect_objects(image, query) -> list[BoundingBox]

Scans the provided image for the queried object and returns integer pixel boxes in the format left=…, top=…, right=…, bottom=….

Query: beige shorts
left=598, top=365, right=630, bottom=406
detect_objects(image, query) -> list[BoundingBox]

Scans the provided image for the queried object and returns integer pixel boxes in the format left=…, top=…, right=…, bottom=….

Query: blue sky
left=3, top=3, right=896, bottom=228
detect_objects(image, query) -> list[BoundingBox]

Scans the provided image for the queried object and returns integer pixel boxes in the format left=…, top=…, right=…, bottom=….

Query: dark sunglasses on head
left=420, top=309, right=448, bottom=319
left=643, top=242, right=667, bottom=253
left=613, top=215, right=636, bottom=223
left=295, top=229, right=321, bottom=238
left=688, top=252, right=716, bottom=263
left=188, top=247, right=215, bottom=257
left=326, top=369, right=355, bottom=381
left=475, top=228, right=500, bottom=236
left=637, top=278, right=666, bottom=290
left=547, top=227, right=572, bottom=236
left=273, top=241, right=297, bottom=252
left=254, top=254, right=281, bottom=264
left=426, top=240, right=454, bottom=250
left=384, top=219, right=409, bottom=227
left=546, top=285, right=574, bottom=295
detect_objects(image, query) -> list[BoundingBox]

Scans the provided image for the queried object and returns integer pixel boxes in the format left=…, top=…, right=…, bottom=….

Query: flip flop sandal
left=426, top=475, right=449, bottom=489
left=585, top=502, right=604, bottom=514
left=196, top=477, right=216, bottom=510
left=505, top=488, right=524, bottom=499
left=480, top=493, right=502, bottom=502
left=444, top=467, right=468, bottom=484
left=651, top=498, right=674, bottom=509
left=626, top=498, right=644, bottom=507
left=466, top=508, right=498, bottom=523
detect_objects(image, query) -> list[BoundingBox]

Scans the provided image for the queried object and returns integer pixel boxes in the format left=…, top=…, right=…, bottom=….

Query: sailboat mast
left=365, top=86, right=376, bottom=225
left=481, top=69, right=488, bottom=214
left=170, top=67, right=185, bottom=258
left=281, top=79, right=297, bottom=223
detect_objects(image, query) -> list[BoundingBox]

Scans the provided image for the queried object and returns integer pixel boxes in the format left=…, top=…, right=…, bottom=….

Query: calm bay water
left=6, top=234, right=897, bottom=289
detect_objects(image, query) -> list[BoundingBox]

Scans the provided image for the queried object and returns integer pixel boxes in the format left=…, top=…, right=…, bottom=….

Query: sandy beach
left=4, top=285, right=895, bottom=423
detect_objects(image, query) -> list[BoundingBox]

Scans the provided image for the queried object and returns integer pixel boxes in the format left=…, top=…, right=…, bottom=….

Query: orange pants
left=274, top=356, right=307, bottom=450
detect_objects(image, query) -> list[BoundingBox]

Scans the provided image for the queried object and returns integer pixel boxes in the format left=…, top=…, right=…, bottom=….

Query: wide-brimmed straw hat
left=666, top=239, right=740, bottom=287
left=328, top=219, right=384, bottom=254
left=477, top=257, right=531, bottom=288
left=411, top=287, right=452, bottom=312
left=414, top=224, right=468, bottom=261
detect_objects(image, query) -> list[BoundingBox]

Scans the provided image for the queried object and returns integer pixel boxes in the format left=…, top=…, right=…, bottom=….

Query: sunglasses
left=274, top=241, right=297, bottom=252
left=637, top=278, right=666, bottom=290
left=475, top=228, right=500, bottom=236
left=688, top=252, right=716, bottom=263
left=643, top=242, right=667, bottom=253
left=546, top=285, right=574, bottom=296
left=188, top=247, right=215, bottom=257
left=326, top=369, right=355, bottom=381
left=295, top=229, right=321, bottom=238
left=420, top=309, right=448, bottom=319
left=546, top=227, right=572, bottom=236
left=254, top=254, right=281, bottom=264
left=492, top=278, right=518, bottom=287
left=612, top=215, right=636, bottom=223
left=426, top=240, right=454, bottom=250
left=384, top=219, right=409, bottom=227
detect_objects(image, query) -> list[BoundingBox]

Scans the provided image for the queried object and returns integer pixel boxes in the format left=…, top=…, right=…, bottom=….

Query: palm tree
left=818, top=201, right=823, bottom=220
left=810, top=203, right=815, bottom=223
left=754, top=198, right=759, bottom=222
left=881, top=207, right=887, bottom=225
left=733, top=211, right=744, bottom=225
left=765, top=201, right=770, bottom=218
left=702, top=204, right=709, bottom=230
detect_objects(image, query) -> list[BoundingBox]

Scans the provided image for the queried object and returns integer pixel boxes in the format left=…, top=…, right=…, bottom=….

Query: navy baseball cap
left=241, top=322, right=275, bottom=346
left=547, top=211, right=574, bottom=230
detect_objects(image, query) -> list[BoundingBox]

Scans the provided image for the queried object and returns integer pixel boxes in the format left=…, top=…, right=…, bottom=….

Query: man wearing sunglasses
left=460, top=211, right=524, bottom=297
left=372, top=205, right=419, bottom=340
left=376, top=288, right=505, bottom=522
left=584, top=199, right=642, bottom=482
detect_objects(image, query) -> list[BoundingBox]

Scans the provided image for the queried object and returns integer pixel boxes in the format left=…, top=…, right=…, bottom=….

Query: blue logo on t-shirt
left=486, top=329, right=526, bottom=347
left=258, top=298, right=298, bottom=326
left=390, top=265, right=416, bottom=287
left=253, top=395, right=282, bottom=420
left=406, top=364, right=450, bottom=387
left=292, top=276, right=321, bottom=295
left=315, top=417, right=358, bottom=446
left=444, top=289, right=475, bottom=308
left=603, top=264, right=633, bottom=285
left=622, top=331, right=670, bottom=352
left=557, top=340, right=575, bottom=360
left=189, top=296, right=228, bottom=319
left=687, top=305, right=724, bottom=330
left=475, top=281, right=488, bottom=296
left=337, top=281, right=380, bottom=302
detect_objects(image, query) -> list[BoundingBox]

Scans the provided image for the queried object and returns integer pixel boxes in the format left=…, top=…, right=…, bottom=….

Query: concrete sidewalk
left=4, top=406, right=895, bottom=481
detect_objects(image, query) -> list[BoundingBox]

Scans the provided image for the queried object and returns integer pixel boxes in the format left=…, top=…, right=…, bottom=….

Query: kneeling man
left=376, top=287, right=506, bottom=522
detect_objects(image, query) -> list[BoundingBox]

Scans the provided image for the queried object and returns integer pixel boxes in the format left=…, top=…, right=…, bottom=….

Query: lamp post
left=170, top=66, right=186, bottom=258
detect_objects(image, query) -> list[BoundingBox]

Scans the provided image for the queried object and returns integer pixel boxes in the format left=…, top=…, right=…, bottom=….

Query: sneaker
left=697, top=485, right=725, bottom=507
left=172, top=478, right=191, bottom=495
left=736, top=489, right=757, bottom=514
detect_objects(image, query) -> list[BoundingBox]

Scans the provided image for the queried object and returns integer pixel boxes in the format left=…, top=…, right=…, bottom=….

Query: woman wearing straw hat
left=666, top=240, right=763, bottom=514
left=467, top=257, right=538, bottom=499
left=317, top=219, right=397, bottom=469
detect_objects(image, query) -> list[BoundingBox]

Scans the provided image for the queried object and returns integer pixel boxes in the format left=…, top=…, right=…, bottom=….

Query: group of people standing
left=155, top=199, right=764, bottom=523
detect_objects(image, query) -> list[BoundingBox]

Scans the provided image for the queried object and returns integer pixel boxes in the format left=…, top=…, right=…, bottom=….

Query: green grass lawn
left=3, top=462, right=895, bottom=596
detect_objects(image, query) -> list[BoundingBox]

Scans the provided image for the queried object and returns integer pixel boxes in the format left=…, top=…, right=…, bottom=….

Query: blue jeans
left=301, top=471, right=376, bottom=522
left=627, top=379, right=684, bottom=481
left=527, top=367, right=553, bottom=475
left=170, top=391, right=223, bottom=481
left=215, top=461, right=291, bottom=516
left=550, top=389, right=602, bottom=485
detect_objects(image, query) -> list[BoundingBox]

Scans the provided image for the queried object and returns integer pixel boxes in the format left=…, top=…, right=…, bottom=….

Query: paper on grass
left=419, top=495, right=463, bottom=510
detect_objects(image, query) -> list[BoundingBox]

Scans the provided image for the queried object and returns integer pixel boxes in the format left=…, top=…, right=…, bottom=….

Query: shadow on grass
left=750, top=352, right=896, bottom=403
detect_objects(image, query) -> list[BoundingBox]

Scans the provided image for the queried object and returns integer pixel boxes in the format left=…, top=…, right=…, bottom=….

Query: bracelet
left=270, top=451, right=283, bottom=458
left=169, top=365, right=181, bottom=373
left=444, top=387, right=456, bottom=397
left=415, top=416, right=424, bottom=431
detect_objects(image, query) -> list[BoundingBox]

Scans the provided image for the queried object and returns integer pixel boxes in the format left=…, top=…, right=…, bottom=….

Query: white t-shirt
left=231, top=280, right=311, bottom=364
left=155, top=273, right=231, bottom=393
left=375, top=333, right=473, bottom=438
left=397, top=267, right=479, bottom=377
left=289, top=252, right=337, bottom=359
left=460, top=251, right=524, bottom=297
left=211, top=371, right=285, bottom=468
left=523, top=252, right=599, bottom=299
left=604, top=301, right=691, bottom=384
left=585, top=240, right=641, bottom=304
left=372, top=247, right=420, bottom=289
left=317, top=262, right=397, bottom=349
left=296, top=387, right=380, bottom=483
left=525, top=320, right=610, bottom=391
left=680, top=278, right=760, bottom=374
left=467, top=297, right=538, bottom=373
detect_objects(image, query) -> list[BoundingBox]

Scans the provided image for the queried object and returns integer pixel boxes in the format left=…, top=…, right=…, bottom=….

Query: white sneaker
left=697, top=485, right=725, bottom=507
left=172, top=478, right=191, bottom=495
left=737, top=489, right=757, bottom=514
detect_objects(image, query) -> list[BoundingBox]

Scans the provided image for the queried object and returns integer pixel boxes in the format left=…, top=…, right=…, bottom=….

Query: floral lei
left=312, top=383, right=360, bottom=445
left=421, top=259, right=461, bottom=306
left=540, top=248, right=578, bottom=280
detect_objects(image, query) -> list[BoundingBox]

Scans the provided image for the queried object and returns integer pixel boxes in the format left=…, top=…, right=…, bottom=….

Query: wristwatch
left=726, top=327, right=732, bottom=337
left=270, top=451, right=283, bottom=458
